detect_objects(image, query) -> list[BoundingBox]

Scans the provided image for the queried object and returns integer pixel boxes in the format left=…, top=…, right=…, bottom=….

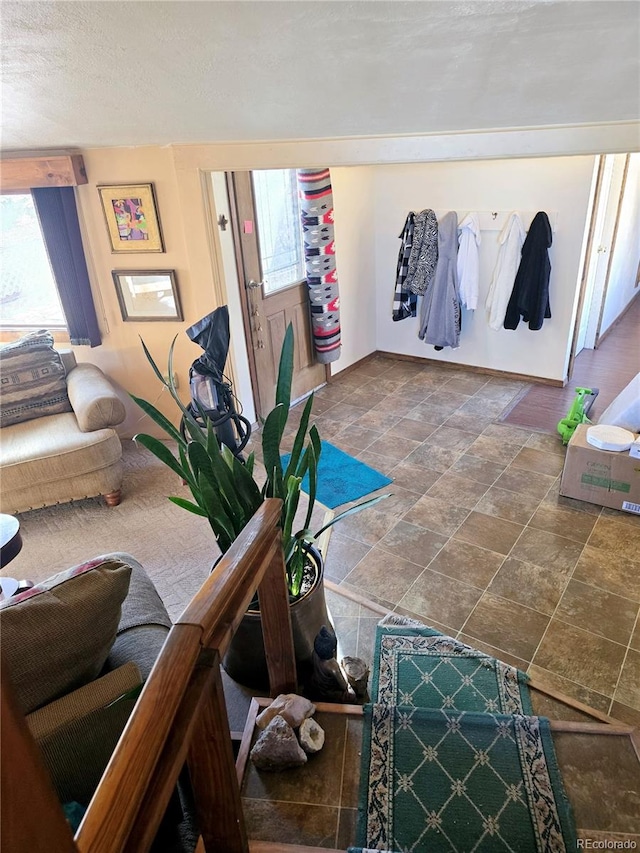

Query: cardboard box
left=560, top=424, right=640, bottom=514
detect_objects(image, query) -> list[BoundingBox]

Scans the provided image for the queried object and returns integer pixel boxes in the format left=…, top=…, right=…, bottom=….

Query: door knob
left=246, top=279, right=263, bottom=290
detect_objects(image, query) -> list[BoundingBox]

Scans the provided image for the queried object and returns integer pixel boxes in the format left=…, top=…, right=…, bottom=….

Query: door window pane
left=252, top=169, right=305, bottom=295
left=0, top=193, right=66, bottom=328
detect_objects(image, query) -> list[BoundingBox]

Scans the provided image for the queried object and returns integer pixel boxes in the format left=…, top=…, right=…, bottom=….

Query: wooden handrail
left=2, top=499, right=296, bottom=853
left=1, top=670, right=77, bottom=853
left=75, top=625, right=204, bottom=852
left=179, top=500, right=282, bottom=646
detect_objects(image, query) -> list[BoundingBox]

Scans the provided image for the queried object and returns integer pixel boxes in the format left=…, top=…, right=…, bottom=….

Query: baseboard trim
left=374, top=350, right=565, bottom=387
left=596, top=290, right=640, bottom=348
left=331, top=349, right=565, bottom=387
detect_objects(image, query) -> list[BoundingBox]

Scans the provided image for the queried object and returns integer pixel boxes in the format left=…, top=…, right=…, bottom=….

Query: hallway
left=501, top=294, right=640, bottom=433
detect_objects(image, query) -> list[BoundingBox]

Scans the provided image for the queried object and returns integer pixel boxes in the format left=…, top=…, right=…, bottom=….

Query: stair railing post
left=258, top=535, right=297, bottom=696
left=187, top=653, right=249, bottom=853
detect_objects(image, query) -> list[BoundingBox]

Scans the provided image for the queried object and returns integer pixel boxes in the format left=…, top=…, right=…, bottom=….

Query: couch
left=0, top=331, right=126, bottom=514
left=0, top=553, right=172, bottom=807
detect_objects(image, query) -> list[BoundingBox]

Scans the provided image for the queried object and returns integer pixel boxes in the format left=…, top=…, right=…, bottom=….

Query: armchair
left=0, top=337, right=126, bottom=514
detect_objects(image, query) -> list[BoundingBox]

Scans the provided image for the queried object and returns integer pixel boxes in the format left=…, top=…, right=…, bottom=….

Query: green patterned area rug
left=355, top=706, right=577, bottom=853
left=352, top=621, right=577, bottom=852
left=371, top=623, right=533, bottom=716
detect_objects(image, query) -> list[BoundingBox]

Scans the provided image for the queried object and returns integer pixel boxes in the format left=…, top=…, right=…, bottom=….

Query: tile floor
left=242, top=708, right=362, bottom=849
left=241, top=591, right=640, bottom=847
left=242, top=704, right=640, bottom=848
left=283, top=355, right=640, bottom=725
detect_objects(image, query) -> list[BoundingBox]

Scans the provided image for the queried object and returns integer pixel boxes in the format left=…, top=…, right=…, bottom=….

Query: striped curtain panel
left=296, top=169, right=341, bottom=364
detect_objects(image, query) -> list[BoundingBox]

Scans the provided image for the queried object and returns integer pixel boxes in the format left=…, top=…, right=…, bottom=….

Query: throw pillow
left=0, top=556, right=132, bottom=714
left=0, top=329, right=73, bottom=427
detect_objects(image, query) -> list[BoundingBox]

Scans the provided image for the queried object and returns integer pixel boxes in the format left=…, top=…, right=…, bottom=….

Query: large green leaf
left=168, top=496, right=208, bottom=517
left=204, top=441, right=251, bottom=525
left=139, top=335, right=169, bottom=388
left=220, top=444, right=236, bottom=472
left=187, top=440, right=213, bottom=482
left=281, top=474, right=301, bottom=546
left=141, top=336, right=193, bottom=423
left=187, top=441, right=238, bottom=522
left=180, top=400, right=207, bottom=447
left=283, top=393, right=314, bottom=482
left=197, top=471, right=237, bottom=551
left=134, top=434, right=187, bottom=481
left=302, top=442, right=318, bottom=533
left=294, top=445, right=311, bottom=481
left=205, top=417, right=217, bottom=457
left=314, top=493, right=391, bottom=539
left=130, top=395, right=185, bottom=448
left=261, top=404, right=286, bottom=496
left=167, top=335, right=179, bottom=397
left=178, top=444, right=197, bottom=492
left=272, top=465, right=284, bottom=503
left=275, top=323, right=294, bottom=410
left=287, top=538, right=306, bottom=598
left=226, top=450, right=263, bottom=514
left=309, top=425, right=321, bottom=463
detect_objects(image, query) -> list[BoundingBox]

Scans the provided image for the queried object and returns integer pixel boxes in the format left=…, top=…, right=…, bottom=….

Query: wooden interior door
left=228, top=170, right=326, bottom=418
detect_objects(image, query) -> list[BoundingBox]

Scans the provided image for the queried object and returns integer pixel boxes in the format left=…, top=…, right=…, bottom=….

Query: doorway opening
left=211, top=169, right=327, bottom=421
left=570, top=153, right=637, bottom=368
left=501, top=152, right=639, bottom=433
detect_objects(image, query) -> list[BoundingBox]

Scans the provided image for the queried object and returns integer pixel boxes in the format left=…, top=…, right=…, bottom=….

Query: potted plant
left=132, top=323, right=387, bottom=689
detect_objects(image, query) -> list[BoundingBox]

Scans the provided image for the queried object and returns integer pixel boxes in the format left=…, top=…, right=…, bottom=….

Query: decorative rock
left=299, top=717, right=325, bottom=754
left=341, top=656, right=370, bottom=698
left=250, top=715, right=307, bottom=771
left=256, top=693, right=316, bottom=730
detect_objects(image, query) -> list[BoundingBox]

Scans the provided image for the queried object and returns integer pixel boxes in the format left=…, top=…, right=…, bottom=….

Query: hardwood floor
left=502, top=294, right=640, bottom=433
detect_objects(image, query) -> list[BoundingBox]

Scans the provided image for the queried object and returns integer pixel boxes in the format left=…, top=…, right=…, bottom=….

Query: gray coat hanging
left=418, top=211, right=461, bottom=350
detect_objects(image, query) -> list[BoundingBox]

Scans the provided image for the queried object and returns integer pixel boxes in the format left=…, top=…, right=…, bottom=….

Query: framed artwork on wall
left=98, top=183, right=164, bottom=253
left=112, top=270, right=183, bottom=321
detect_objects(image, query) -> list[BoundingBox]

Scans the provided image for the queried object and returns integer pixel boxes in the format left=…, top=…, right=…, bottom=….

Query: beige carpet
left=6, top=440, right=219, bottom=620
left=3, top=439, right=374, bottom=731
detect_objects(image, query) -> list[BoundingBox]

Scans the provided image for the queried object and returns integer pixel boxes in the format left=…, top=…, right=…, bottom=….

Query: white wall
left=331, top=167, right=377, bottom=373
left=373, top=156, right=596, bottom=381
left=600, top=153, right=640, bottom=335
left=207, top=156, right=598, bottom=389
left=171, top=130, right=634, bottom=389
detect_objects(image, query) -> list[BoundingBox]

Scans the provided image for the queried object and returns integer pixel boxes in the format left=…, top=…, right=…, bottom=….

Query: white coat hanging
left=485, top=212, right=526, bottom=331
left=457, top=213, right=481, bottom=310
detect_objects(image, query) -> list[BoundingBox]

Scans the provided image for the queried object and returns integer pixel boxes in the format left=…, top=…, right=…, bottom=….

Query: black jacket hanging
left=504, top=211, right=552, bottom=331
left=392, top=212, right=417, bottom=321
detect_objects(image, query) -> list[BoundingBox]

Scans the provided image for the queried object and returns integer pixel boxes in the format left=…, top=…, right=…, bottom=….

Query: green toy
left=557, top=386, right=599, bottom=444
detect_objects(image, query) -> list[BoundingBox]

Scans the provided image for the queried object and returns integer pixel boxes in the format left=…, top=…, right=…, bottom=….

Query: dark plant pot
left=222, top=546, right=334, bottom=692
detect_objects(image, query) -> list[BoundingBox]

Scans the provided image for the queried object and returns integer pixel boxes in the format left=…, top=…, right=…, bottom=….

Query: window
left=252, top=169, right=306, bottom=295
left=0, top=193, right=66, bottom=329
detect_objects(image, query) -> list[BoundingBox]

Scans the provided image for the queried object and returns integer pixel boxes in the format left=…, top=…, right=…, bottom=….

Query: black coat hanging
left=504, top=211, right=552, bottom=331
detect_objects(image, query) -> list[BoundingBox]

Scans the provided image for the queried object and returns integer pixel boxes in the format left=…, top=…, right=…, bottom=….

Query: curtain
left=32, top=187, right=101, bottom=347
left=296, top=169, right=341, bottom=364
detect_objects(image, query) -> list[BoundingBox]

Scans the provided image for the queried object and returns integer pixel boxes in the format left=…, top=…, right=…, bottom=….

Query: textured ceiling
left=1, top=1, right=639, bottom=151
